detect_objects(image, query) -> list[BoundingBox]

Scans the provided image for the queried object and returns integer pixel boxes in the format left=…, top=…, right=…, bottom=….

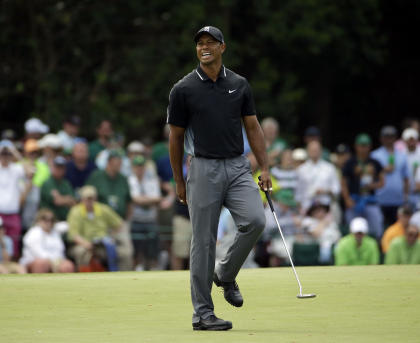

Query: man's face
left=97, top=121, right=113, bottom=139
left=107, top=156, right=121, bottom=174
left=52, top=164, right=66, bottom=179
left=405, top=137, right=418, bottom=151
left=72, top=142, right=88, bottom=162
left=82, top=196, right=95, bottom=210
left=262, top=123, right=278, bottom=142
left=355, top=143, right=370, bottom=156
left=381, top=135, right=396, bottom=148
left=398, top=212, right=411, bottom=228
left=64, top=122, right=79, bottom=136
left=307, top=141, right=322, bottom=161
left=196, top=33, right=225, bottom=66
left=406, top=225, right=419, bottom=246
left=133, top=164, right=145, bottom=178
left=354, top=232, right=364, bottom=245
left=0, top=148, right=12, bottom=165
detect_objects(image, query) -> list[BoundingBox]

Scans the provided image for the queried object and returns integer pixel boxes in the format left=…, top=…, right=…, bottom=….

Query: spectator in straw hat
left=67, top=185, right=132, bottom=271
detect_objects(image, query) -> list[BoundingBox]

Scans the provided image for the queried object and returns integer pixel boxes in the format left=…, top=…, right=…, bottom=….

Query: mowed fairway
left=1, top=266, right=419, bottom=343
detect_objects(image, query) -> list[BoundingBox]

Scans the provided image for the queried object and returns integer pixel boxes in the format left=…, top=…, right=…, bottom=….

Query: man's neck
left=356, top=154, right=369, bottom=162
left=200, top=61, right=222, bottom=82
left=74, top=159, right=87, bottom=169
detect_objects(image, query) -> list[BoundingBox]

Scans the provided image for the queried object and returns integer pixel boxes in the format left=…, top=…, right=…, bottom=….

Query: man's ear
left=220, top=43, right=226, bottom=54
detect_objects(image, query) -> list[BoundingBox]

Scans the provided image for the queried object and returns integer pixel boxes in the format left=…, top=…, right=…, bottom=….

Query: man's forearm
left=169, top=130, right=185, bottom=183
left=247, top=125, right=269, bottom=171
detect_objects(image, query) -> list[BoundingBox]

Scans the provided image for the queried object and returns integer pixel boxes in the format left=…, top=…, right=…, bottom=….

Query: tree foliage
left=0, top=0, right=389, bottom=143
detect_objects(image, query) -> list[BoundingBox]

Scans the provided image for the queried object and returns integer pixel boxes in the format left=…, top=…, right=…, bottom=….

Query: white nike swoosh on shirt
left=228, top=89, right=237, bottom=93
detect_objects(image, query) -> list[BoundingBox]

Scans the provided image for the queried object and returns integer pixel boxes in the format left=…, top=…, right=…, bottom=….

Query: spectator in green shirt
left=40, top=156, right=76, bottom=221
left=88, top=119, right=113, bottom=161
left=86, top=150, right=131, bottom=219
left=385, top=221, right=420, bottom=264
left=334, top=217, right=380, bottom=265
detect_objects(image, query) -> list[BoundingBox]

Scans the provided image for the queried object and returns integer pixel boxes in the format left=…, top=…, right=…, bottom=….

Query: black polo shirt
left=167, top=65, right=256, bottom=159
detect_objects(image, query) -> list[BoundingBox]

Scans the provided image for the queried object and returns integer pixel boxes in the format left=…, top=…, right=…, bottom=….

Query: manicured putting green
left=1, top=266, right=419, bottom=342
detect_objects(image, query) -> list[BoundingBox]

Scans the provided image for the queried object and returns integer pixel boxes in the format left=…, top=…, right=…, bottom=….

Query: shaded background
left=1, top=0, right=419, bottom=148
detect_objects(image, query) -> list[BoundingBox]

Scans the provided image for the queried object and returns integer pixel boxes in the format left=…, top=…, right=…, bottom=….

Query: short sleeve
left=241, top=80, right=257, bottom=116
left=415, top=166, right=420, bottom=183
left=372, top=158, right=383, bottom=175
left=167, top=85, right=188, bottom=128
left=400, top=155, right=410, bottom=179
left=103, top=205, right=123, bottom=229
left=128, top=176, right=140, bottom=198
left=342, top=159, right=353, bottom=179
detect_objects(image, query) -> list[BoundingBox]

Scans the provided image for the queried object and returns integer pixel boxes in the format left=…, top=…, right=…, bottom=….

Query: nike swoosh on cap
left=228, top=89, right=237, bottom=93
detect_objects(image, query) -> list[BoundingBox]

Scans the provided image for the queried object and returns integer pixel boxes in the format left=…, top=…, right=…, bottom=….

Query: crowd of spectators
left=1, top=115, right=420, bottom=274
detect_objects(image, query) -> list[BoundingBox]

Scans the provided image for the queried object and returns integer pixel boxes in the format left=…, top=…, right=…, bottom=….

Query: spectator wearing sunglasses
left=20, top=208, right=74, bottom=273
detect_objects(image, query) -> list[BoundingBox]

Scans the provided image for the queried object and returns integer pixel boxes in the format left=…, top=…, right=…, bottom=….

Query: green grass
left=1, top=266, right=419, bottom=343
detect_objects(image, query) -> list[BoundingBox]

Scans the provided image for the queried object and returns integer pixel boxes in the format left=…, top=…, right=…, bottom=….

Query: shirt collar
left=195, top=64, right=227, bottom=82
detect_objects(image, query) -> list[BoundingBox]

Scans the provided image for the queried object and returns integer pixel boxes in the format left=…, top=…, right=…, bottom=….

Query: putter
left=259, top=176, right=316, bottom=299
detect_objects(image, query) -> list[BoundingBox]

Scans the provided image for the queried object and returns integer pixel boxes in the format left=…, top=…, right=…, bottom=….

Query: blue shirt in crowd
left=65, top=160, right=97, bottom=191
left=371, top=147, right=409, bottom=206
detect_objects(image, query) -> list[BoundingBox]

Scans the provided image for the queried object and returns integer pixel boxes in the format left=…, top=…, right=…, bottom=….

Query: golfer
left=168, top=26, right=271, bottom=331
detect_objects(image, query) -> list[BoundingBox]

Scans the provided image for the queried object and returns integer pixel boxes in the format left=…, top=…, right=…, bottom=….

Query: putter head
left=297, top=293, right=316, bottom=299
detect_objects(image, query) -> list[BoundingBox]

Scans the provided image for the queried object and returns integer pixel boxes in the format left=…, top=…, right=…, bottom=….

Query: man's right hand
left=345, top=198, right=355, bottom=209
left=175, top=180, right=187, bottom=205
left=81, top=241, right=93, bottom=250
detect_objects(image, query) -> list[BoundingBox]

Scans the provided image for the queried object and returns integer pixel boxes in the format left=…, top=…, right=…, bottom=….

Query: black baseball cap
left=53, top=155, right=67, bottom=166
left=194, top=26, right=224, bottom=43
left=380, top=125, right=397, bottom=137
left=64, top=115, right=81, bottom=126
left=304, top=126, right=321, bottom=137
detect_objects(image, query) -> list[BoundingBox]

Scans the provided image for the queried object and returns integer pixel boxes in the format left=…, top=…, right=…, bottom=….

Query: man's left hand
left=258, top=170, right=272, bottom=193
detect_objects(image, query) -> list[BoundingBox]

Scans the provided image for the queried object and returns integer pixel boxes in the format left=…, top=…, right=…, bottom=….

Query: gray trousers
left=187, top=155, right=265, bottom=323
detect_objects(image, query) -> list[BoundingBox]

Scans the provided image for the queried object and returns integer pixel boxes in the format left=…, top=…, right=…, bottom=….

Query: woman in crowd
left=20, top=208, right=74, bottom=273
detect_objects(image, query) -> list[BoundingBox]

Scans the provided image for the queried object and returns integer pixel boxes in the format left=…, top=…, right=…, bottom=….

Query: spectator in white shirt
left=57, top=116, right=81, bottom=152
left=401, top=128, right=420, bottom=209
left=0, top=140, right=27, bottom=258
left=20, top=208, right=74, bottom=273
left=295, top=141, right=341, bottom=216
left=128, top=155, right=162, bottom=270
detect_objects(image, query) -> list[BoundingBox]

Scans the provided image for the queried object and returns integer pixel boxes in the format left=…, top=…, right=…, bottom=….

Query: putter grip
left=258, top=176, right=274, bottom=212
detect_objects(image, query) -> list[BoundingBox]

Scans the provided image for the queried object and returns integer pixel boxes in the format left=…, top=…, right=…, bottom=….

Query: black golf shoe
left=213, top=273, right=244, bottom=307
left=192, top=315, right=233, bottom=331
